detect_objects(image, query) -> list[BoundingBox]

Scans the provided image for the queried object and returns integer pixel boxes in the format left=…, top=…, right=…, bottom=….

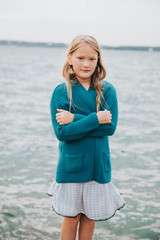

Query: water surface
left=0, top=45, right=160, bottom=239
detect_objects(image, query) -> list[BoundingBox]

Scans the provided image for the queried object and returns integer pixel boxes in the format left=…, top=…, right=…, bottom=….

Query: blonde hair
left=62, top=35, right=106, bottom=112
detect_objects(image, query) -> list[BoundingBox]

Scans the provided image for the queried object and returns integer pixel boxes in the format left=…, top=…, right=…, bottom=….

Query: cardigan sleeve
left=50, top=96, right=100, bottom=141
left=88, top=97, right=118, bottom=136
left=73, top=86, right=118, bottom=137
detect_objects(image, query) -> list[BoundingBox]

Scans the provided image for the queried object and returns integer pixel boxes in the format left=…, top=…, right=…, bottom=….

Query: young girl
left=48, top=35, right=125, bottom=240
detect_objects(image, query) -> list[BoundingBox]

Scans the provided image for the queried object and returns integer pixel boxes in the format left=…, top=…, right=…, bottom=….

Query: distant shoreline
left=0, top=40, right=160, bottom=51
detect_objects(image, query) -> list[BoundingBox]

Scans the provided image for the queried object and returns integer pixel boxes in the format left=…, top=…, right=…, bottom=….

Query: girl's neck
left=77, top=78, right=91, bottom=90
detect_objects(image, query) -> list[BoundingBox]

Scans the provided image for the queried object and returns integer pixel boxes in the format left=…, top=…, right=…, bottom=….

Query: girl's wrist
left=96, top=112, right=101, bottom=124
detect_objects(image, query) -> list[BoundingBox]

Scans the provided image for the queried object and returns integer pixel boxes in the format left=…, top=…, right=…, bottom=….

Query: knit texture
left=50, top=80, right=118, bottom=183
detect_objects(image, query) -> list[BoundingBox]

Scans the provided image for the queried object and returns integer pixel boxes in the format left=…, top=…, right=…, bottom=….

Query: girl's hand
left=97, top=110, right=112, bottom=124
left=56, top=109, right=74, bottom=125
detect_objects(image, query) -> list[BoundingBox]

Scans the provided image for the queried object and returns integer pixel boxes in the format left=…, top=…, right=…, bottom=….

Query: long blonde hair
left=62, top=35, right=106, bottom=112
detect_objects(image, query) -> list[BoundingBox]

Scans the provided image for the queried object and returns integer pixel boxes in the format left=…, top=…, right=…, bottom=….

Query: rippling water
left=0, top=44, right=160, bottom=240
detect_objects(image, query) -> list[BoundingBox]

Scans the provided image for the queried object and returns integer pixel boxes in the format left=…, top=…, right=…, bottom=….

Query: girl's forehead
left=73, top=44, right=98, bottom=55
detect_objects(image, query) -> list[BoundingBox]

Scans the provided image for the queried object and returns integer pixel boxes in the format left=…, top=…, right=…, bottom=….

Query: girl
left=48, top=35, right=125, bottom=240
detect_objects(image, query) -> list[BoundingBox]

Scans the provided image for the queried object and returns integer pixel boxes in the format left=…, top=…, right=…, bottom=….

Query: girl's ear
left=67, top=53, right=72, bottom=65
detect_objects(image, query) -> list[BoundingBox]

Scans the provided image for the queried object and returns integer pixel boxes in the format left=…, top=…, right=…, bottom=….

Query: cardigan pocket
left=64, top=153, right=84, bottom=173
left=103, top=152, right=111, bottom=172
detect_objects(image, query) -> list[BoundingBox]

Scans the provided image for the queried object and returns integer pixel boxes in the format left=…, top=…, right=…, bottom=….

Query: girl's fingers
left=59, top=121, right=65, bottom=125
left=57, top=109, right=65, bottom=112
left=56, top=113, right=63, bottom=118
left=57, top=119, right=63, bottom=124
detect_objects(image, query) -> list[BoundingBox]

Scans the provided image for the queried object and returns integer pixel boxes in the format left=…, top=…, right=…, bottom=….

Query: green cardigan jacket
left=50, top=80, right=118, bottom=183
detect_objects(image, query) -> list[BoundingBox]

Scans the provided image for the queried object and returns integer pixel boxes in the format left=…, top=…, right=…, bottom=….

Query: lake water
left=0, top=44, right=160, bottom=240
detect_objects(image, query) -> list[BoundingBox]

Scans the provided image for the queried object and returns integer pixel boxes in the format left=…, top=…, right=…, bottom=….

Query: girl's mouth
left=81, top=69, right=90, bottom=72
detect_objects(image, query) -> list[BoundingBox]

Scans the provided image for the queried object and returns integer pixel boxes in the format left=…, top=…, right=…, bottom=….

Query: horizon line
left=0, top=39, right=160, bottom=51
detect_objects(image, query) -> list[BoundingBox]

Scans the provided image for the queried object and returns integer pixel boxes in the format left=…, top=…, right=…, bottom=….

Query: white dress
left=48, top=180, right=125, bottom=221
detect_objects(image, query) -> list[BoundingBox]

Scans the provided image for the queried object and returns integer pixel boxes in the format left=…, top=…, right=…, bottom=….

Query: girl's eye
left=90, top=58, right=95, bottom=61
left=78, top=57, right=83, bottom=60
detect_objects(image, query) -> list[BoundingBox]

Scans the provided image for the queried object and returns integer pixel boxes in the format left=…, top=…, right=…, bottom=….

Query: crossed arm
left=50, top=94, right=118, bottom=141
left=56, top=109, right=112, bottom=126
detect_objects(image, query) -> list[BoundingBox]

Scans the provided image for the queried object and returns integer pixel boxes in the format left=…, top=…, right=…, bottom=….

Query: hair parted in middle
left=62, top=35, right=107, bottom=112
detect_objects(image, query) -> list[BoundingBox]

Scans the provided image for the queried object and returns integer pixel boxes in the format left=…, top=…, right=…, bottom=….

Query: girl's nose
left=83, top=61, right=89, bottom=68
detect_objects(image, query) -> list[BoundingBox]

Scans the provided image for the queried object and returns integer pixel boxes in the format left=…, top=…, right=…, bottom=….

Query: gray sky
left=0, top=0, right=160, bottom=46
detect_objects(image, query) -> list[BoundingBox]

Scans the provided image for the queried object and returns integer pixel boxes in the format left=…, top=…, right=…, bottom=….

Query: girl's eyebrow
left=75, top=54, right=97, bottom=58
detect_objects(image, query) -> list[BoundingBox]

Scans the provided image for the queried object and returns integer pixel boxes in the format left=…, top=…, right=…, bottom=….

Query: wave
left=0, top=40, right=160, bottom=51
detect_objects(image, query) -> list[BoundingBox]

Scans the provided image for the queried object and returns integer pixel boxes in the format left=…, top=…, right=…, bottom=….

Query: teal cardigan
left=50, top=80, right=118, bottom=183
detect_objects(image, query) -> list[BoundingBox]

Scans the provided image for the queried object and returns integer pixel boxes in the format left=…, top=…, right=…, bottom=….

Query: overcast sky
left=0, top=0, right=160, bottom=46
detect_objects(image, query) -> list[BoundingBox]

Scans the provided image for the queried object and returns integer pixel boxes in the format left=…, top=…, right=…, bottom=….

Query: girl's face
left=68, top=44, right=98, bottom=83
